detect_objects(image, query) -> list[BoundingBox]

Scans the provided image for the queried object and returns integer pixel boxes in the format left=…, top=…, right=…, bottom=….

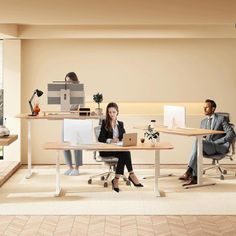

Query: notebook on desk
left=47, top=112, right=71, bottom=115
left=115, top=133, right=138, bottom=147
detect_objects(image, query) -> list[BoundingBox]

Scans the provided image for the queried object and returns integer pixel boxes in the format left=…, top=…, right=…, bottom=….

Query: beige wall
left=21, top=38, right=236, bottom=164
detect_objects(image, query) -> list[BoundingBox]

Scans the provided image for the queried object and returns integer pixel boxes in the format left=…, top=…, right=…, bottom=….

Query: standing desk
left=135, top=125, right=224, bottom=188
left=44, top=142, right=173, bottom=197
left=16, top=113, right=99, bottom=178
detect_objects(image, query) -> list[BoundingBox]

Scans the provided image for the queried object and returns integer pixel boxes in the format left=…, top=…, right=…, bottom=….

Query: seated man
left=179, top=99, right=235, bottom=186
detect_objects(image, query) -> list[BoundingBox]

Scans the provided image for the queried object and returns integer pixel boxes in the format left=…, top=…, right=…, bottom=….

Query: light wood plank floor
left=0, top=215, right=236, bottom=235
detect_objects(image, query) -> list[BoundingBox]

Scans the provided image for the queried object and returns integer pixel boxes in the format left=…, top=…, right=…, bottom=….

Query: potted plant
left=93, top=93, right=103, bottom=115
left=144, top=125, right=159, bottom=146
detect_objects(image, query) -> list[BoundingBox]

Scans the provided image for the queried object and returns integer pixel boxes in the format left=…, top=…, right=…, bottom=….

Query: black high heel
left=128, top=174, right=144, bottom=187
left=111, top=177, right=120, bottom=193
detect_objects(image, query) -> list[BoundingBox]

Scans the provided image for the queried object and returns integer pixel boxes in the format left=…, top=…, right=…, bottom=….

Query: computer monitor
left=63, top=119, right=93, bottom=145
left=47, top=83, right=85, bottom=111
left=164, top=105, right=186, bottom=128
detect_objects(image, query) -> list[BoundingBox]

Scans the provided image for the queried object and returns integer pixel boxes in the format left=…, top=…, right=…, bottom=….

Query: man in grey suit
left=179, top=99, right=235, bottom=186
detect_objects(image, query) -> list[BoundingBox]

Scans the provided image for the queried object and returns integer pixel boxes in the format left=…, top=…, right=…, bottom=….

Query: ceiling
left=0, top=0, right=236, bottom=25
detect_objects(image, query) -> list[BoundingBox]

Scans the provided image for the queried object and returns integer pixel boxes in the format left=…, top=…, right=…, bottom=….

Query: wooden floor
left=0, top=215, right=236, bottom=235
left=1, top=165, right=236, bottom=235
left=0, top=161, right=21, bottom=187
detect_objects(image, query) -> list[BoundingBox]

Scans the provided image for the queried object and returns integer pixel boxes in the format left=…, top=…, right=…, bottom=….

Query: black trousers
left=100, top=151, right=133, bottom=175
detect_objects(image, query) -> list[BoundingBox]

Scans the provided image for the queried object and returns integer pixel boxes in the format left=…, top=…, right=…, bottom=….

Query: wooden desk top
left=134, top=125, right=224, bottom=136
left=16, top=113, right=99, bottom=120
left=44, top=142, right=174, bottom=151
left=0, top=135, right=18, bottom=146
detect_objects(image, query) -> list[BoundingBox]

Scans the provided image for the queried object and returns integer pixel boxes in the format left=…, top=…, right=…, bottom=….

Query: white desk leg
left=197, top=136, right=203, bottom=185
left=55, top=151, right=62, bottom=197
left=154, top=150, right=161, bottom=197
left=25, top=120, right=33, bottom=179
left=143, top=136, right=172, bottom=179
left=185, top=135, right=216, bottom=189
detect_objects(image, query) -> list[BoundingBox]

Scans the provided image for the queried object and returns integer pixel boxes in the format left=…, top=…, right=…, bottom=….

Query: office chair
left=88, top=126, right=130, bottom=187
left=203, top=112, right=236, bottom=180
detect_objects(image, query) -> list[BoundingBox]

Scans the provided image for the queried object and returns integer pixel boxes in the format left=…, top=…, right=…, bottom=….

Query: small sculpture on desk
left=0, top=125, right=10, bottom=137
left=144, top=125, right=159, bottom=146
left=33, top=103, right=40, bottom=116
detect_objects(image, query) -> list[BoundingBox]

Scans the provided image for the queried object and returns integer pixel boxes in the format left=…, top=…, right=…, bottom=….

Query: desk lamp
left=29, top=89, right=43, bottom=116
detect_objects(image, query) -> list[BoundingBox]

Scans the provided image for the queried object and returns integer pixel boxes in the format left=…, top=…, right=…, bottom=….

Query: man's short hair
left=205, top=99, right=217, bottom=109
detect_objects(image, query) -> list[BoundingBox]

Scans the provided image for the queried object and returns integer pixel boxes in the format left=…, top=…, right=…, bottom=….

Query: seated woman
left=98, top=102, right=143, bottom=192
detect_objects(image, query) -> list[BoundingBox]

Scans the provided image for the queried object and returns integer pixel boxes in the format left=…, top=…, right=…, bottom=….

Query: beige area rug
left=0, top=167, right=236, bottom=215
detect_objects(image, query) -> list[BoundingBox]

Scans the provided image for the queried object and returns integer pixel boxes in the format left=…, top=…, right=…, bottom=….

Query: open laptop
left=116, top=133, right=138, bottom=146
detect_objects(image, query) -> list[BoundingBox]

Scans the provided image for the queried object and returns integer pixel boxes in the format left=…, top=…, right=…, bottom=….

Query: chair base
left=88, top=164, right=130, bottom=187
left=203, top=161, right=235, bottom=180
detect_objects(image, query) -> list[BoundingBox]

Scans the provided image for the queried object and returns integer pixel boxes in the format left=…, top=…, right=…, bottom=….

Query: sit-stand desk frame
left=16, top=113, right=99, bottom=179
left=135, top=125, right=224, bottom=188
left=44, top=142, right=173, bottom=197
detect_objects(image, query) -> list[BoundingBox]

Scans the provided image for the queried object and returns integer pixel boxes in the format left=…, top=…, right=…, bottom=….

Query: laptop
left=116, top=133, right=137, bottom=147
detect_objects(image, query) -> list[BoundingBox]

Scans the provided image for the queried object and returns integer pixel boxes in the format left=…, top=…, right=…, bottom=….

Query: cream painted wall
left=21, top=39, right=236, bottom=164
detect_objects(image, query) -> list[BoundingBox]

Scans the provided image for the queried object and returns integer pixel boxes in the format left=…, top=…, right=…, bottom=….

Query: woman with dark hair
left=65, top=72, right=79, bottom=83
left=63, top=72, right=83, bottom=175
left=98, top=102, right=143, bottom=192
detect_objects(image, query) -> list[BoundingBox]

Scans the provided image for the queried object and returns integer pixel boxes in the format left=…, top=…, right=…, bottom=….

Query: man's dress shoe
left=182, top=176, right=197, bottom=187
left=179, top=171, right=192, bottom=181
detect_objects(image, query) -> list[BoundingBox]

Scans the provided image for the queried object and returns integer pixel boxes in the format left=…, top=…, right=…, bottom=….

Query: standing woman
left=98, top=102, right=143, bottom=192
left=63, top=72, right=83, bottom=175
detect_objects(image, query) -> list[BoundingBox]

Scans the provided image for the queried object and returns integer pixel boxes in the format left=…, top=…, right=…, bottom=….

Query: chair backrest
left=215, top=112, right=230, bottom=123
left=93, top=126, right=118, bottom=163
left=94, top=126, right=101, bottom=142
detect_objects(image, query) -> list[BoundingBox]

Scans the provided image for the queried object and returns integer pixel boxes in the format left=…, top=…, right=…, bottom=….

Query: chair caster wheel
left=88, top=179, right=92, bottom=184
left=220, top=175, right=224, bottom=180
left=101, top=176, right=105, bottom=181
left=203, top=170, right=206, bottom=175
left=104, top=182, right=108, bottom=188
left=222, top=170, right=227, bottom=175
left=126, top=180, right=131, bottom=186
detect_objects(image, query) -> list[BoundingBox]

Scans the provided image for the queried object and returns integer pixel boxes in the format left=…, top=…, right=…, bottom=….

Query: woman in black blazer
left=98, top=102, right=143, bottom=192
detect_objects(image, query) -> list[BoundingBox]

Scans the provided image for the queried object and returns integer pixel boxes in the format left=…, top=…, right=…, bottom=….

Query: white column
left=3, top=39, right=21, bottom=161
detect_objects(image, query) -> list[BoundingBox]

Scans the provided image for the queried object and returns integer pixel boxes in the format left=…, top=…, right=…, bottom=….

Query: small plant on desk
left=144, top=125, right=159, bottom=145
left=93, top=93, right=103, bottom=115
left=93, top=93, right=103, bottom=109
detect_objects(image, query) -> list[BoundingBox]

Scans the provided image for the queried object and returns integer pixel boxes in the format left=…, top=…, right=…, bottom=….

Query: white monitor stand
left=60, top=89, right=70, bottom=111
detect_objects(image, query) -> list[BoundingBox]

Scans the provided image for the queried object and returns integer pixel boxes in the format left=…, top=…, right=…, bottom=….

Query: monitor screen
left=164, top=105, right=186, bottom=128
left=63, top=119, right=93, bottom=145
left=47, top=83, right=85, bottom=111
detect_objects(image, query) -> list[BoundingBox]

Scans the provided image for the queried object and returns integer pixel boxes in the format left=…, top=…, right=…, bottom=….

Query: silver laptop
left=122, top=133, right=138, bottom=146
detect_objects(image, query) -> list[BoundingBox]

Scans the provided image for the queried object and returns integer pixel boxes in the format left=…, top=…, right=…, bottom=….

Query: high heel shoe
left=128, top=174, right=144, bottom=187
left=111, top=178, right=120, bottom=193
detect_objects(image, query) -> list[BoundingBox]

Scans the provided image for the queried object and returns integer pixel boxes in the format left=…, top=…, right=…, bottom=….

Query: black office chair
left=203, top=112, right=236, bottom=180
left=88, top=126, right=130, bottom=187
